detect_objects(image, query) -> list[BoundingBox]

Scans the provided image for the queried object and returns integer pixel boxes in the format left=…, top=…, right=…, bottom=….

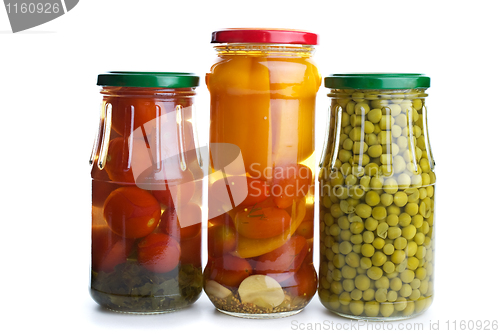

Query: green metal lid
left=324, top=73, right=430, bottom=90
left=97, top=72, right=199, bottom=88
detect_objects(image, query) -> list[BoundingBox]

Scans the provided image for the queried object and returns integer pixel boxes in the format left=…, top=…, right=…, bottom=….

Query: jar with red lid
left=89, top=72, right=203, bottom=313
left=204, top=29, right=321, bottom=318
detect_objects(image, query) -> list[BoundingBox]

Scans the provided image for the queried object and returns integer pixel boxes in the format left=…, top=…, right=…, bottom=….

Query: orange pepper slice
left=232, top=198, right=306, bottom=258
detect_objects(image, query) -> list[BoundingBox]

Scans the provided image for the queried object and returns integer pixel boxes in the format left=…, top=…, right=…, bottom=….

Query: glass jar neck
left=214, top=44, right=315, bottom=57
left=100, top=86, right=196, bottom=98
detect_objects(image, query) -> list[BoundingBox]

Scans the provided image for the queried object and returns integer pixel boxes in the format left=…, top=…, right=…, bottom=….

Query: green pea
left=399, top=284, right=412, bottom=298
left=394, top=237, right=408, bottom=250
left=401, top=270, right=415, bottom=283
left=407, top=257, right=419, bottom=271
left=393, top=191, right=408, bottom=207
left=365, top=191, right=380, bottom=206
left=406, top=241, right=418, bottom=257
left=383, top=244, right=395, bottom=256
left=397, top=173, right=412, bottom=188
left=380, top=193, right=394, bottom=206
left=405, top=202, right=419, bottom=216
left=410, top=278, right=421, bottom=289
left=350, top=289, right=363, bottom=301
left=377, top=222, right=389, bottom=239
left=387, top=290, right=398, bottom=302
left=343, top=279, right=355, bottom=292
left=367, top=144, right=382, bottom=158
left=375, top=288, right=388, bottom=303
left=391, top=250, right=406, bottom=264
left=373, top=237, right=385, bottom=249
left=354, top=275, right=371, bottom=291
left=375, top=276, right=389, bottom=289
left=372, top=206, right=387, bottom=220
left=364, top=217, right=378, bottom=231
left=398, top=212, right=412, bottom=227
left=364, top=301, right=380, bottom=316
left=372, top=251, right=387, bottom=267
left=383, top=178, right=399, bottom=194
left=341, top=266, right=357, bottom=279
left=402, top=225, right=417, bottom=239
left=367, top=108, right=382, bottom=123
left=410, top=289, right=421, bottom=301
left=390, top=277, right=402, bottom=291
left=362, top=231, right=375, bottom=245
left=339, top=241, right=353, bottom=255
left=361, top=243, right=375, bottom=257
left=367, top=266, right=383, bottom=280
left=339, top=291, right=351, bottom=305
left=387, top=226, right=402, bottom=239
left=349, top=300, right=364, bottom=316
left=330, top=203, right=343, bottom=218
left=360, top=257, right=373, bottom=270
left=383, top=261, right=395, bottom=274
left=346, top=252, right=361, bottom=268
left=364, top=121, right=375, bottom=134
left=355, top=203, right=372, bottom=218
left=350, top=221, right=364, bottom=234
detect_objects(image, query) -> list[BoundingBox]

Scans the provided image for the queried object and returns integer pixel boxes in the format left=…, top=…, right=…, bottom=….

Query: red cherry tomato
left=158, top=206, right=201, bottom=267
left=109, top=97, right=158, bottom=136
left=234, top=202, right=291, bottom=239
left=295, top=220, right=314, bottom=240
left=177, top=202, right=202, bottom=237
left=271, top=164, right=312, bottom=209
left=151, top=169, right=195, bottom=208
left=211, top=176, right=270, bottom=208
left=137, top=233, right=181, bottom=273
left=254, top=235, right=309, bottom=275
left=103, top=187, right=161, bottom=238
left=180, top=228, right=201, bottom=267
left=281, top=263, right=317, bottom=299
left=92, top=225, right=134, bottom=273
left=205, top=255, right=252, bottom=288
left=208, top=213, right=233, bottom=228
left=159, top=203, right=202, bottom=240
left=104, top=137, right=158, bottom=184
left=158, top=206, right=181, bottom=241
left=208, top=222, right=237, bottom=258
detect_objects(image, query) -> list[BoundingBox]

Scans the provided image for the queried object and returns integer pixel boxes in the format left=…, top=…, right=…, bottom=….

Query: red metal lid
left=211, top=28, right=318, bottom=45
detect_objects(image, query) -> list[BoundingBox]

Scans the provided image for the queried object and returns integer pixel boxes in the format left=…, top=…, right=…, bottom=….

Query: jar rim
left=97, top=72, right=199, bottom=88
left=324, top=73, right=430, bottom=90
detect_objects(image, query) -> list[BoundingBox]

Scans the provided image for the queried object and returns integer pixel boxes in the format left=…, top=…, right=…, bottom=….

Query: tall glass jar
left=204, top=29, right=321, bottom=319
left=89, top=72, right=204, bottom=313
left=318, top=74, right=436, bottom=320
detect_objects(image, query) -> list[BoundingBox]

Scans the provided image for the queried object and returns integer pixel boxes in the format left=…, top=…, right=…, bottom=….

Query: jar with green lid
left=89, top=72, right=204, bottom=313
left=318, top=74, right=435, bottom=320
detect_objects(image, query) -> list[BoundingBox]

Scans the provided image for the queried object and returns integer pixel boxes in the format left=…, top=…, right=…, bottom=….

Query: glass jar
left=204, top=29, right=321, bottom=319
left=318, top=74, right=435, bottom=320
left=89, top=72, right=204, bottom=313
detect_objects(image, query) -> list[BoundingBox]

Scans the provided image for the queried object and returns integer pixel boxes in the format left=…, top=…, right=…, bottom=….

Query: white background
left=1, top=1, right=499, bottom=333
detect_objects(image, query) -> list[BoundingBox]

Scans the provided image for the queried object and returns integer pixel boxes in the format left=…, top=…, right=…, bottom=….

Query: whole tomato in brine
left=103, top=186, right=161, bottom=239
left=109, top=97, right=158, bottom=136
left=137, top=233, right=181, bottom=273
left=271, top=164, right=312, bottom=209
left=92, top=225, right=134, bottom=273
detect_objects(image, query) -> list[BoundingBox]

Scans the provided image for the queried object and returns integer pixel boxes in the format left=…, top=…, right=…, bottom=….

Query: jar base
left=327, top=309, right=429, bottom=322
left=90, top=288, right=200, bottom=314
left=216, top=307, right=303, bottom=319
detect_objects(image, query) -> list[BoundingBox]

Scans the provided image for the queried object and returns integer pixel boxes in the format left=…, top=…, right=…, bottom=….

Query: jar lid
left=97, top=72, right=199, bottom=88
left=324, top=73, right=430, bottom=90
left=211, top=28, right=318, bottom=45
